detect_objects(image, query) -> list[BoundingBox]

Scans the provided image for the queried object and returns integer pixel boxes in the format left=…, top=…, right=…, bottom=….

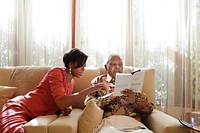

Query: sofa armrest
left=142, top=109, right=191, bottom=133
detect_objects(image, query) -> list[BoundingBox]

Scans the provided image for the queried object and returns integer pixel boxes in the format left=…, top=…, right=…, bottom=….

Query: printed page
left=113, top=70, right=145, bottom=96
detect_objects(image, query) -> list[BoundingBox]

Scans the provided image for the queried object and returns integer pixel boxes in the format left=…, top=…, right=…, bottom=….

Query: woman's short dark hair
left=63, top=48, right=88, bottom=68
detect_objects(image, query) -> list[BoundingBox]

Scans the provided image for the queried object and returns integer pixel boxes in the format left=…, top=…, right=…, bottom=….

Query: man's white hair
left=106, top=54, right=122, bottom=64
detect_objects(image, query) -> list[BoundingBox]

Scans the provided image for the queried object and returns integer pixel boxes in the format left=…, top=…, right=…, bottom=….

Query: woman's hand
left=120, top=89, right=135, bottom=104
left=62, top=106, right=72, bottom=116
left=92, top=81, right=110, bottom=93
left=92, top=74, right=115, bottom=94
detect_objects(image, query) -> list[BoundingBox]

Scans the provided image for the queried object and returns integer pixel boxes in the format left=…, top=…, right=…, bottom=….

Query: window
left=1, top=0, right=200, bottom=117
left=0, top=0, right=72, bottom=66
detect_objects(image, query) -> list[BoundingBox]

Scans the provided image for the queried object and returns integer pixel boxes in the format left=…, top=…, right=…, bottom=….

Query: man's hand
left=120, top=89, right=135, bottom=104
left=95, top=74, right=107, bottom=83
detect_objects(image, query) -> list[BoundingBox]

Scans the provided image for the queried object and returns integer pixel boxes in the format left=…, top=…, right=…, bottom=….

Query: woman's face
left=71, top=63, right=86, bottom=78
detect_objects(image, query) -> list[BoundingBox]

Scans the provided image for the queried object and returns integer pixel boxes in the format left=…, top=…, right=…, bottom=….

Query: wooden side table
left=179, top=111, right=200, bottom=132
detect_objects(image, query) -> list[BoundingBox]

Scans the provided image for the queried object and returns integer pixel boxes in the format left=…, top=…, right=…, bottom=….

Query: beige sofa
left=0, top=66, right=190, bottom=133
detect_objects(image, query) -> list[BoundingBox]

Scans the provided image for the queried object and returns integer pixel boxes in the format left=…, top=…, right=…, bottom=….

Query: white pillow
left=0, top=86, right=17, bottom=107
left=78, top=99, right=104, bottom=133
left=94, top=115, right=153, bottom=133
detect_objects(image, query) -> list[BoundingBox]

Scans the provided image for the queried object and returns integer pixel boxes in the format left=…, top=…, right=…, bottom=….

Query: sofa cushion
left=24, top=114, right=58, bottom=133
left=74, top=68, right=100, bottom=93
left=141, top=68, right=156, bottom=106
left=78, top=99, right=104, bottom=133
left=9, top=66, right=51, bottom=96
left=48, top=109, right=82, bottom=133
left=0, top=86, right=17, bottom=108
left=0, top=67, right=14, bottom=86
left=142, top=109, right=190, bottom=133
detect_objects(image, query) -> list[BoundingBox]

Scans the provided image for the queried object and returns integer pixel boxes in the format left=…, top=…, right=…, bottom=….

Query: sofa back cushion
left=0, top=67, right=14, bottom=86
left=9, top=66, right=51, bottom=96
left=140, top=68, right=156, bottom=106
left=74, top=68, right=100, bottom=93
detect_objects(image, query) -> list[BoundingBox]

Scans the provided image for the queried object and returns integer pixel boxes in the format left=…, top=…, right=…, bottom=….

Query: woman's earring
left=69, top=68, right=72, bottom=74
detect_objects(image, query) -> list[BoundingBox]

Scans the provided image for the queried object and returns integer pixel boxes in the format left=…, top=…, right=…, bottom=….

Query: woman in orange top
left=0, top=48, right=109, bottom=133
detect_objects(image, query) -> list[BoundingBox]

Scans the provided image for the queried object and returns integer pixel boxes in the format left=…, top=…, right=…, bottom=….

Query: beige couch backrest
left=0, top=66, right=155, bottom=106
left=0, top=66, right=51, bottom=96
left=0, top=67, right=14, bottom=86
left=74, top=67, right=100, bottom=93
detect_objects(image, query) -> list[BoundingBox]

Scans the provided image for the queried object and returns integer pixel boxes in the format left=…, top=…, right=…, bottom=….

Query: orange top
left=11, top=67, right=75, bottom=118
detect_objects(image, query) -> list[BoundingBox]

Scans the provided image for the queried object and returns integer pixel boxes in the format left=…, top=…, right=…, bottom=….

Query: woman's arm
left=56, top=82, right=110, bottom=110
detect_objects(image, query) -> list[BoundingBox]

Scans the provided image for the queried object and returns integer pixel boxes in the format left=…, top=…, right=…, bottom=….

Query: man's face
left=105, top=56, right=123, bottom=79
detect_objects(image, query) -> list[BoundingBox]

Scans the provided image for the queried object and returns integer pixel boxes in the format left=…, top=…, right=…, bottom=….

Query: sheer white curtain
left=150, top=0, right=200, bottom=118
left=1, top=0, right=200, bottom=119
left=128, top=0, right=186, bottom=118
left=76, top=0, right=200, bottom=119
left=0, top=0, right=72, bottom=66
left=75, top=0, right=127, bottom=67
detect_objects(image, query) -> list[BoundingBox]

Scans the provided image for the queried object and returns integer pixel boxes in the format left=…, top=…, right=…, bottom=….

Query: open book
left=113, top=69, right=145, bottom=96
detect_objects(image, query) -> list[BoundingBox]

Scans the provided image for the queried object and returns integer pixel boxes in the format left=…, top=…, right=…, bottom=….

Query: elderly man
left=86, top=54, right=154, bottom=121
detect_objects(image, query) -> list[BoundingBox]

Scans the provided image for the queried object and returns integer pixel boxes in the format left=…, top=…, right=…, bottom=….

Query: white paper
left=113, top=70, right=145, bottom=96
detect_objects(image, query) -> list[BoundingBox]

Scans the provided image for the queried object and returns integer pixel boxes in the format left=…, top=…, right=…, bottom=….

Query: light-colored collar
left=106, top=74, right=113, bottom=82
left=106, top=74, right=115, bottom=87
